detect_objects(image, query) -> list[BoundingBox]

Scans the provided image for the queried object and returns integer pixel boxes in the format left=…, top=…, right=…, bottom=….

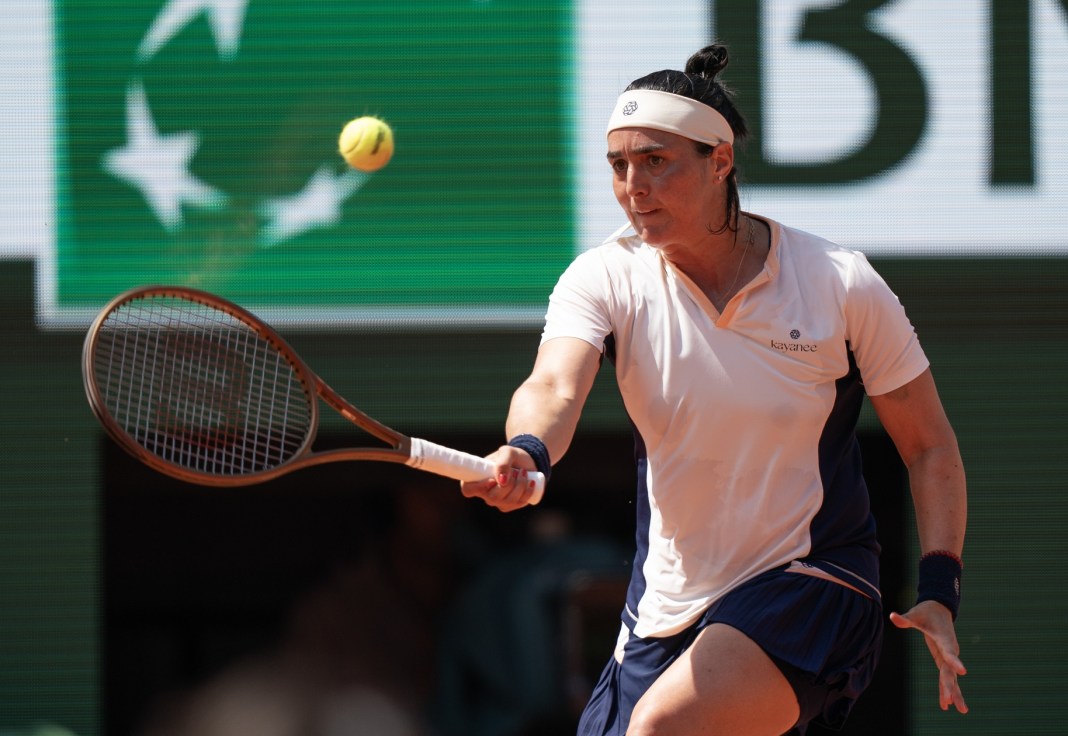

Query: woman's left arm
left=869, top=367, right=969, bottom=714
left=870, top=367, right=966, bottom=555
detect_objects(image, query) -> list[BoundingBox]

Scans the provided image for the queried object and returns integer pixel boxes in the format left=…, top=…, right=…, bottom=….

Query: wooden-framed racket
left=81, top=285, right=544, bottom=503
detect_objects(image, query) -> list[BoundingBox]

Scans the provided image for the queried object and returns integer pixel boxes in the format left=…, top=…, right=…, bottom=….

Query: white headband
left=606, top=89, right=734, bottom=146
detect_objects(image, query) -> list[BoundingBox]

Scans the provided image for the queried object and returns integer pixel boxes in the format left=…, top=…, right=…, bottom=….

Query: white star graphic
left=138, top=0, right=251, bottom=61
left=102, top=82, right=226, bottom=231
left=258, top=167, right=369, bottom=247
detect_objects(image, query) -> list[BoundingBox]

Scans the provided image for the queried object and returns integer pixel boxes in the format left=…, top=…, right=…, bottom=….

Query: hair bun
left=684, top=45, right=729, bottom=79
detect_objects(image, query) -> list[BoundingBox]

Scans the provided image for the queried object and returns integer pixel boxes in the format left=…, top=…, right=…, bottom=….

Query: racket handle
left=406, top=437, right=545, bottom=505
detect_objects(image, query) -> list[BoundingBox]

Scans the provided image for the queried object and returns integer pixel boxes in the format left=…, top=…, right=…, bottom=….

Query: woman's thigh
left=626, top=623, right=799, bottom=736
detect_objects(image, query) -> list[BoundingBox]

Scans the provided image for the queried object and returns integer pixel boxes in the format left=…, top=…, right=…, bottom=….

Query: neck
left=670, top=214, right=766, bottom=310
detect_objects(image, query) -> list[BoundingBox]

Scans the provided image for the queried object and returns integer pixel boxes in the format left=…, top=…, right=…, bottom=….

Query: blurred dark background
left=4, top=251, right=1068, bottom=736
left=102, top=426, right=909, bottom=736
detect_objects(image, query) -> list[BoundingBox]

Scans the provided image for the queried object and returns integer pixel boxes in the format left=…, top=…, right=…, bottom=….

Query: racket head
left=82, top=286, right=320, bottom=486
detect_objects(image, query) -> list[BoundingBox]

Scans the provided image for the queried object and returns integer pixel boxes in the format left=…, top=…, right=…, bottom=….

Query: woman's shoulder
left=571, top=226, right=655, bottom=270
left=773, top=220, right=878, bottom=281
left=775, top=220, right=857, bottom=258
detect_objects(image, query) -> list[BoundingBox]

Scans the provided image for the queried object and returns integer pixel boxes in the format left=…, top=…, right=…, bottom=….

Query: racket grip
left=406, top=437, right=545, bottom=505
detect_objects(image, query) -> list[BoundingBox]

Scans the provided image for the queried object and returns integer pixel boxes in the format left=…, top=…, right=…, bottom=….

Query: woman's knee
left=626, top=695, right=672, bottom=736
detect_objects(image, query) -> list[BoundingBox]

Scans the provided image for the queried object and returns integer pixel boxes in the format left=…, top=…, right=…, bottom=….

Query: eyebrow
left=606, top=143, right=667, bottom=160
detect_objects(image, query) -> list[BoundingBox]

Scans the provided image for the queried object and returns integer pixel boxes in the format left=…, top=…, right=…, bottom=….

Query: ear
left=710, top=142, right=734, bottom=181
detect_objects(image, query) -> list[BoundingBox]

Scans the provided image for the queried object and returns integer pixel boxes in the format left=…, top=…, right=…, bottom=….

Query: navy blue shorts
left=577, top=565, right=884, bottom=735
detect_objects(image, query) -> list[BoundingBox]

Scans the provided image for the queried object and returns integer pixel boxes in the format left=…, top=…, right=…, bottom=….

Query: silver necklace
left=722, top=215, right=754, bottom=301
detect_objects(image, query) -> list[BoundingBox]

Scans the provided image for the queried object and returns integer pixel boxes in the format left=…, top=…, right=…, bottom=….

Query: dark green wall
left=873, top=257, right=1068, bottom=735
left=2, top=257, right=1066, bottom=734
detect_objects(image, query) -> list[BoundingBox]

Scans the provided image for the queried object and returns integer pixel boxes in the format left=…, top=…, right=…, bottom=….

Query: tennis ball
left=338, top=116, right=394, bottom=172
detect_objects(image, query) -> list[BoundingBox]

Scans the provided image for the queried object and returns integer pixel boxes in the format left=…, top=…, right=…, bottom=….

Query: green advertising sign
left=55, top=0, right=573, bottom=325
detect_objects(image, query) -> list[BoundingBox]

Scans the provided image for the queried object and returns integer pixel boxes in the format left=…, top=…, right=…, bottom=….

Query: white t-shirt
left=542, top=216, right=929, bottom=637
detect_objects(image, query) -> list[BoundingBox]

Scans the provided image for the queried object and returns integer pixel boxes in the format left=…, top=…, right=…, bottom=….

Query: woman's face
left=606, top=127, right=732, bottom=250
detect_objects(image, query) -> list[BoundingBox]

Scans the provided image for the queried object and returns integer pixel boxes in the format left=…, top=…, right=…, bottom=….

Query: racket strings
left=93, top=296, right=314, bottom=475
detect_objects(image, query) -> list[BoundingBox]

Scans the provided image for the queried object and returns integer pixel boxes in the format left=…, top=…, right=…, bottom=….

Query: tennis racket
left=81, top=285, right=544, bottom=503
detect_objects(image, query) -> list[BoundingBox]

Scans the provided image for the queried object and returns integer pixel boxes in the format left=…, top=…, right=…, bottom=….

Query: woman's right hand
left=459, top=445, right=540, bottom=512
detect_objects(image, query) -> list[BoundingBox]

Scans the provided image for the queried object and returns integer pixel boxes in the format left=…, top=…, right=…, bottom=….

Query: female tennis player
left=463, top=44, right=967, bottom=735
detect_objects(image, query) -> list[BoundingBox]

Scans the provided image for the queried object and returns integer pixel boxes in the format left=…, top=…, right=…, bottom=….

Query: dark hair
left=624, top=45, right=748, bottom=234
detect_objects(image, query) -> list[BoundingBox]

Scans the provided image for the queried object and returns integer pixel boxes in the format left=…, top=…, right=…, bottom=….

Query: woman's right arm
left=460, top=336, right=603, bottom=511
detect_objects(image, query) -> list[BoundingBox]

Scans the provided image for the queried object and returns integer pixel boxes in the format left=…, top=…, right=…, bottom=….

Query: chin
left=630, top=217, right=669, bottom=245
left=636, top=228, right=667, bottom=247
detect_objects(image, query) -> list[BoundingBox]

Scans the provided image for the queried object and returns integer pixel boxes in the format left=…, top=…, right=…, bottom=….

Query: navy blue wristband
left=917, top=551, right=962, bottom=620
left=507, top=434, right=551, bottom=482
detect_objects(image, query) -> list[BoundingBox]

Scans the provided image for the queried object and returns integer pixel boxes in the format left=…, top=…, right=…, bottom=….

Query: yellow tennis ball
left=338, top=116, right=394, bottom=172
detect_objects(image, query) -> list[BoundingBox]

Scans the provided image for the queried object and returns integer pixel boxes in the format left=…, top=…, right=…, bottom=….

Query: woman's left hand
left=889, top=601, right=969, bottom=714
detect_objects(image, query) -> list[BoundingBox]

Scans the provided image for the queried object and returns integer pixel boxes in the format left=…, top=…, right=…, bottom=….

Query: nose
left=625, top=165, right=649, bottom=198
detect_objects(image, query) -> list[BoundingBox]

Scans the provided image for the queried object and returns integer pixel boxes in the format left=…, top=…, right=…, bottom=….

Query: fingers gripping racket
left=81, top=286, right=544, bottom=503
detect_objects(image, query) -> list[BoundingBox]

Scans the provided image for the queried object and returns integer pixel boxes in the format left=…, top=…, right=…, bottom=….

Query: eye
left=610, top=159, right=627, bottom=173
left=647, top=155, right=665, bottom=168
